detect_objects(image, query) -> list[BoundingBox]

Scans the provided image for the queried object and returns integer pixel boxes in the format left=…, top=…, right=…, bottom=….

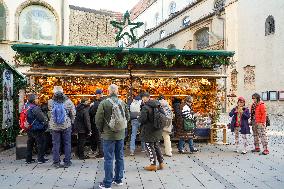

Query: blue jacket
left=27, top=103, right=47, bottom=131
left=229, top=107, right=251, bottom=134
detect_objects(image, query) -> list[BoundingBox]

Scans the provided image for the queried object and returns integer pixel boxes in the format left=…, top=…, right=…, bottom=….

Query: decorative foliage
left=16, top=51, right=231, bottom=69
left=0, top=61, right=26, bottom=146
left=110, top=11, right=144, bottom=42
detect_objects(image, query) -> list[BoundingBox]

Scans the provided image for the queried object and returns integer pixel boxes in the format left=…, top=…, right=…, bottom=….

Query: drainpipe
left=61, top=0, right=64, bottom=45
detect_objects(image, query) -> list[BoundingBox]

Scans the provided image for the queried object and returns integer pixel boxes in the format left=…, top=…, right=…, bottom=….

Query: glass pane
left=19, top=5, right=56, bottom=44
left=196, top=28, right=209, bottom=49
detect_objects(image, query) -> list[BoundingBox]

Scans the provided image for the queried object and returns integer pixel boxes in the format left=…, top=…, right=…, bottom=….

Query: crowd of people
left=20, top=84, right=270, bottom=189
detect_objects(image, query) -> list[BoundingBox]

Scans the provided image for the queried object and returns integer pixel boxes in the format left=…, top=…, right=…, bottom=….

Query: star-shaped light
left=111, top=11, right=144, bottom=42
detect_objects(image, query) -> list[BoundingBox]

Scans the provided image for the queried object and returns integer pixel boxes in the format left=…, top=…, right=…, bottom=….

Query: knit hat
left=238, top=96, right=245, bottom=102
left=134, top=95, right=141, bottom=100
left=95, top=89, right=103, bottom=94
left=53, top=86, right=63, bottom=93
left=141, top=92, right=150, bottom=98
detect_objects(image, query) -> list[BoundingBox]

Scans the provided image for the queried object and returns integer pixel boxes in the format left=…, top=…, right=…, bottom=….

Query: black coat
left=138, top=100, right=162, bottom=143
left=89, top=98, right=103, bottom=126
left=74, top=103, right=91, bottom=133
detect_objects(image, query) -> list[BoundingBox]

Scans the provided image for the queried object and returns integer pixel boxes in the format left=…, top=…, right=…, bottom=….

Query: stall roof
left=12, top=44, right=234, bottom=57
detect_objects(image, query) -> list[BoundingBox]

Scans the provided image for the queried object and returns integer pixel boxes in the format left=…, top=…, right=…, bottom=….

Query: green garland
left=16, top=51, right=230, bottom=68
left=0, top=61, right=26, bottom=147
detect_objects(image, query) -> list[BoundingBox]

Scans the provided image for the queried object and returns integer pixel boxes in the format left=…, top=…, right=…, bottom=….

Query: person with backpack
left=48, top=87, right=76, bottom=168
left=229, top=97, right=251, bottom=154
left=176, top=96, right=199, bottom=154
left=89, top=89, right=104, bottom=158
left=138, top=92, right=164, bottom=171
left=129, top=95, right=146, bottom=156
left=95, top=84, right=130, bottom=189
left=74, top=97, right=92, bottom=160
left=250, top=93, right=269, bottom=155
left=158, top=95, right=174, bottom=157
left=24, top=94, right=48, bottom=164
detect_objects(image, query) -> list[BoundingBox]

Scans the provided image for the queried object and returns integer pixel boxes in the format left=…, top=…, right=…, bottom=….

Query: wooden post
left=223, top=128, right=227, bottom=144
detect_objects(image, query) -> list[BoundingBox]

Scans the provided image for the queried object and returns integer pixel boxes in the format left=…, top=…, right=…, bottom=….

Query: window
left=154, top=12, right=159, bottom=26
left=195, top=28, right=209, bottom=49
left=160, top=30, right=166, bottom=39
left=265, top=15, right=275, bottom=36
left=182, top=16, right=190, bottom=27
left=214, top=0, right=225, bottom=11
left=167, top=44, right=176, bottom=49
left=169, top=1, right=176, bottom=15
left=19, top=5, right=57, bottom=44
left=143, top=40, right=148, bottom=47
left=0, top=4, right=6, bottom=40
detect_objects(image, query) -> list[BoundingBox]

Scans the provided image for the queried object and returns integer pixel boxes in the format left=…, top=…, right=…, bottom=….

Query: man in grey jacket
left=48, top=87, right=76, bottom=168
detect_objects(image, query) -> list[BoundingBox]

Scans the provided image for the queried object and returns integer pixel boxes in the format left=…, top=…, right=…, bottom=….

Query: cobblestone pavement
left=0, top=115, right=283, bottom=189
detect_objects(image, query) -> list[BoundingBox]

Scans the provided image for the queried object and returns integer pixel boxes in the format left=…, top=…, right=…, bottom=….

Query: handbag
left=266, top=115, right=270, bottom=127
left=183, top=118, right=196, bottom=131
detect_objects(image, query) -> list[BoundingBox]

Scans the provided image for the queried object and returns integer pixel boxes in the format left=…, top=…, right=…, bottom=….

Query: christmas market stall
left=12, top=44, right=234, bottom=142
left=0, top=56, right=26, bottom=148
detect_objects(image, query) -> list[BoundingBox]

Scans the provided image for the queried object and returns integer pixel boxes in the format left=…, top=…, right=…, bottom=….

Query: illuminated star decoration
left=110, top=11, right=144, bottom=42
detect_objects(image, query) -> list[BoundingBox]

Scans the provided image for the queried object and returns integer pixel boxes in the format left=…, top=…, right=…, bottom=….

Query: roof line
left=69, top=5, right=119, bottom=16
left=0, top=56, right=26, bottom=79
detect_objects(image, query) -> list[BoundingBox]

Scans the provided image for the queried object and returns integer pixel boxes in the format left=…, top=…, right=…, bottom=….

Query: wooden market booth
left=12, top=44, right=234, bottom=142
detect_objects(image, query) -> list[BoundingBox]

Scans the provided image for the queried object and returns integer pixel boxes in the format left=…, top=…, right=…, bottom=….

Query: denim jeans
left=103, top=139, right=124, bottom=188
left=52, top=127, right=72, bottom=164
left=178, top=138, right=194, bottom=152
left=130, top=119, right=145, bottom=153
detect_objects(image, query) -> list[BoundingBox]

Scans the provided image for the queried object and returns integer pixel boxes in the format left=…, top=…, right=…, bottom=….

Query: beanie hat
left=95, top=89, right=103, bottom=94
left=238, top=96, right=245, bottom=102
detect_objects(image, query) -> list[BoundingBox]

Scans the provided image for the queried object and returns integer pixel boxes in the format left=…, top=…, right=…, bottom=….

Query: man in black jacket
left=25, top=94, right=48, bottom=164
left=138, top=92, right=164, bottom=171
left=74, top=97, right=92, bottom=160
left=89, top=89, right=104, bottom=158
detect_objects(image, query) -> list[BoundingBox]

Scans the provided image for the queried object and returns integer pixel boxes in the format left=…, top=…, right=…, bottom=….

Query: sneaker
left=53, top=162, right=63, bottom=168
left=178, top=150, right=185, bottom=154
left=95, top=154, right=104, bottom=159
left=190, top=148, right=199, bottom=153
left=130, top=152, right=135, bottom=156
left=241, top=150, right=247, bottom=154
left=99, top=182, right=112, bottom=189
left=64, top=162, right=72, bottom=168
left=112, top=181, right=123, bottom=186
left=165, top=154, right=172, bottom=157
left=25, top=159, right=36, bottom=164
left=88, top=150, right=96, bottom=155
left=157, top=163, right=165, bottom=170
left=261, top=149, right=269, bottom=155
left=38, top=158, right=49, bottom=164
left=251, top=148, right=261, bottom=152
left=141, top=150, right=146, bottom=153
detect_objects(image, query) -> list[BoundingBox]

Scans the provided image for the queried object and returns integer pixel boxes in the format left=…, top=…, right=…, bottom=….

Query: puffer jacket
left=255, top=101, right=267, bottom=125
left=48, top=94, right=76, bottom=131
left=229, top=107, right=251, bottom=134
left=74, top=103, right=91, bottom=133
left=159, top=99, right=173, bottom=133
left=138, top=100, right=163, bottom=142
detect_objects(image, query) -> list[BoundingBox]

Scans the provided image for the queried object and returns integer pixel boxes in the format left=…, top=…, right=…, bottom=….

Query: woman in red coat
left=251, top=93, right=269, bottom=155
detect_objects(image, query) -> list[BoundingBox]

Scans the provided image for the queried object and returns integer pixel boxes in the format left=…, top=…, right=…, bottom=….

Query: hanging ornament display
left=110, top=11, right=144, bottom=42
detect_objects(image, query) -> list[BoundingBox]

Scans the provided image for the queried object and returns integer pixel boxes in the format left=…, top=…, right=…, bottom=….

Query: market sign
left=12, top=44, right=234, bottom=69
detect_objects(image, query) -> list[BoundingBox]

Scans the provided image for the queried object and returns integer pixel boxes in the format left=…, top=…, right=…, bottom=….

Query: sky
left=68, top=0, right=140, bottom=13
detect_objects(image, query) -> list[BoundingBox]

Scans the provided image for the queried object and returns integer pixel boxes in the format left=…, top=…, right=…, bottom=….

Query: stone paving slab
left=0, top=115, right=284, bottom=189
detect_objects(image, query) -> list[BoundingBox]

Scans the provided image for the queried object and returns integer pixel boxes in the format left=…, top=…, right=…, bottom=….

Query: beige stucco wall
left=225, top=0, right=284, bottom=115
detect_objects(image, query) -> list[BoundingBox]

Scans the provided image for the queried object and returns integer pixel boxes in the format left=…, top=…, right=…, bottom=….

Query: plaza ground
left=0, top=115, right=283, bottom=189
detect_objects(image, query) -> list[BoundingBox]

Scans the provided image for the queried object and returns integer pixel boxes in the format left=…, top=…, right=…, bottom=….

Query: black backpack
left=152, top=107, right=168, bottom=130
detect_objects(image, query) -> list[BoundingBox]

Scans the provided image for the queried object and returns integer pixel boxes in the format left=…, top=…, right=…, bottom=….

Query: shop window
left=214, top=0, right=225, bottom=11
left=154, top=12, right=159, bottom=26
left=167, top=44, right=176, bottom=49
left=195, top=28, right=209, bottom=49
left=0, top=4, right=6, bottom=40
left=19, top=5, right=57, bottom=44
left=160, top=30, right=166, bottom=39
left=143, top=40, right=148, bottom=47
left=168, top=1, right=176, bottom=15
left=265, top=15, right=275, bottom=36
left=182, top=16, right=190, bottom=27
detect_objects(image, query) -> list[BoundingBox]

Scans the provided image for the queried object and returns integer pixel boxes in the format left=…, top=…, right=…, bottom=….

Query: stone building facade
left=128, top=0, right=284, bottom=115
left=0, top=0, right=119, bottom=64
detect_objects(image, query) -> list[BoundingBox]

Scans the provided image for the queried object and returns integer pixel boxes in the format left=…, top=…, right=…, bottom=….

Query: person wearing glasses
left=250, top=93, right=269, bottom=155
left=229, top=97, right=251, bottom=154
